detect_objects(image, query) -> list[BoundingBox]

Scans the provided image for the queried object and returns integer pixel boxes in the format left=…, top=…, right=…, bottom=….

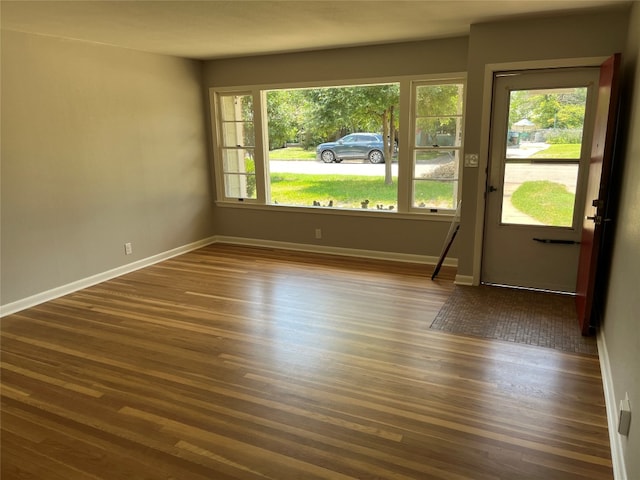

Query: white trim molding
left=215, top=236, right=458, bottom=267
left=0, top=236, right=217, bottom=318
left=1, top=235, right=457, bottom=318
left=454, top=274, right=474, bottom=286
left=598, top=329, right=628, bottom=480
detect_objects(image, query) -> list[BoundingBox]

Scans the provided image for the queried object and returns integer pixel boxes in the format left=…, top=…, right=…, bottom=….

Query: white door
left=482, top=68, right=599, bottom=292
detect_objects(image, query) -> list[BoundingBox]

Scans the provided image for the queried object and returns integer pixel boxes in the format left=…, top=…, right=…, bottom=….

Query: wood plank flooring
left=1, top=244, right=612, bottom=479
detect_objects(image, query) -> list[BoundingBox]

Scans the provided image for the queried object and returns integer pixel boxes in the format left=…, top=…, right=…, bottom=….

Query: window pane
left=501, top=162, right=579, bottom=227
left=222, top=122, right=255, bottom=147
left=506, top=87, right=587, bottom=160
left=416, top=84, right=463, bottom=116
left=413, top=181, right=456, bottom=210
left=220, top=95, right=253, bottom=122
left=415, top=118, right=462, bottom=147
left=413, top=150, right=459, bottom=209
left=412, top=81, right=464, bottom=211
left=265, top=83, right=400, bottom=210
left=222, top=149, right=255, bottom=173
left=224, top=173, right=256, bottom=199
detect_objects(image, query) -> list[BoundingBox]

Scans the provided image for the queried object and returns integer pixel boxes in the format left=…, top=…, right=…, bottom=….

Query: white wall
left=602, top=2, right=640, bottom=478
left=1, top=30, right=214, bottom=306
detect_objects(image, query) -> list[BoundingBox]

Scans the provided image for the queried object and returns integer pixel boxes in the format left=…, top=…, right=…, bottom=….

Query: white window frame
left=408, top=77, right=466, bottom=214
left=210, top=74, right=466, bottom=217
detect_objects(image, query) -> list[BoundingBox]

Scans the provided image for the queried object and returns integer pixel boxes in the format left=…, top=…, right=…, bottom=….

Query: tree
left=508, top=88, right=587, bottom=130
left=415, top=84, right=463, bottom=147
left=266, top=83, right=400, bottom=182
left=266, top=90, right=305, bottom=149
left=299, top=84, right=399, bottom=183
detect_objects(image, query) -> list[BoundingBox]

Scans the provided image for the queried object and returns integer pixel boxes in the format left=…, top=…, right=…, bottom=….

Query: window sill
left=214, top=200, right=454, bottom=222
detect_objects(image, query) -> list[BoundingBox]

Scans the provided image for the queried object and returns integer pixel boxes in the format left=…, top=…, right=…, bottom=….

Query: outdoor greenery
left=267, top=84, right=400, bottom=184
left=544, top=128, right=583, bottom=144
left=266, top=85, right=399, bottom=151
left=509, top=88, right=587, bottom=131
left=530, top=144, right=582, bottom=159
left=269, top=147, right=316, bottom=160
left=270, top=173, right=452, bottom=209
left=415, top=84, right=463, bottom=147
left=511, top=180, right=575, bottom=226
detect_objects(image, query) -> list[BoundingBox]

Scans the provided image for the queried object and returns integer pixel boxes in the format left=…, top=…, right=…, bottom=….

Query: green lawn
left=530, top=143, right=581, bottom=159
left=270, top=173, right=453, bottom=209
left=511, top=180, right=575, bottom=226
left=269, top=147, right=316, bottom=160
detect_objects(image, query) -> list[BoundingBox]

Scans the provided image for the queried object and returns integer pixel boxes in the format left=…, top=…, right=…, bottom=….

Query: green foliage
left=511, top=180, right=575, bottom=226
left=543, top=129, right=583, bottom=145
left=245, top=154, right=256, bottom=198
left=266, top=90, right=306, bottom=149
left=508, top=88, right=587, bottom=130
left=530, top=144, right=582, bottom=158
left=415, top=84, right=463, bottom=147
left=268, top=147, right=316, bottom=160
left=266, top=84, right=400, bottom=150
left=269, top=173, right=451, bottom=209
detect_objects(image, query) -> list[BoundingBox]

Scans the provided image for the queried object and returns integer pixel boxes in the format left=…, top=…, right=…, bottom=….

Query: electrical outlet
left=315, top=228, right=322, bottom=239
left=124, top=242, right=133, bottom=255
left=618, top=393, right=632, bottom=436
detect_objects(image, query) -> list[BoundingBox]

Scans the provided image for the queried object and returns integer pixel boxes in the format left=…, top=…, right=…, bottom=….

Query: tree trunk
left=384, top=106, right=395, bottom=185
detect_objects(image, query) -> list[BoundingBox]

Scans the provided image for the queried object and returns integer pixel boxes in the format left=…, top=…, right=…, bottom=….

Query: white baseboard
left=454, top=274, right=474, bottom=286
left=597, top=329, right=628, bottom=480
left=214, top=235, right=458, bottom=267
left=1, top=235, right=457, bottom=318
left=0, top=236, right=217, bottom=318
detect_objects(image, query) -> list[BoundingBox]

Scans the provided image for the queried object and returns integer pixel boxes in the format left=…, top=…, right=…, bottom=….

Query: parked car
left=316, top=133, right=388, bottom=164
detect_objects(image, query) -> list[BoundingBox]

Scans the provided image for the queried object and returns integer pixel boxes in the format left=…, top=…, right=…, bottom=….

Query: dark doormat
left=430, top=285, right=598, bottom=355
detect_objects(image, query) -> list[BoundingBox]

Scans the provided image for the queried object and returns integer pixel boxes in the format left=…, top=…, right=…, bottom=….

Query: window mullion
left=397, top=79, right=412, bottom=213
left=253, top=90, right=268, bottom=204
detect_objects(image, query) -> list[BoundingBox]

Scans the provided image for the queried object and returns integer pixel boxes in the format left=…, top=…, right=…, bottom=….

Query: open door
left=482, top=68, right=599, bottom=292
left=575, top=53, right=622, bottom=336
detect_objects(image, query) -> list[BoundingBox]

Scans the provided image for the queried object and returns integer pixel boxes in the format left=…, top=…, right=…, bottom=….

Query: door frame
left=480, top=67, right=599, bottom=292
left=465, top=57, right=612, bottom=288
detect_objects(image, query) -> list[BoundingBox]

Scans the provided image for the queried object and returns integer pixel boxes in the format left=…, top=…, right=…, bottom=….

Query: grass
left=511, top=180, right=575, bottom=226
left=270, top=173, right=453, bottom=209
left=269, top=147, right=316, bottom=160
left=530, top=143, right=581, bottom=159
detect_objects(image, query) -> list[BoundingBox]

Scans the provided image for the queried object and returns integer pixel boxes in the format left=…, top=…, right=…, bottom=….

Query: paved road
left=269, top=160, right=400, bottom=176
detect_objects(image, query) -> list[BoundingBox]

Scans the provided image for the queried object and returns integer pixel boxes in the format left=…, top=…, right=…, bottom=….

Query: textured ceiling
left=0, top=0, right=631, bottom=60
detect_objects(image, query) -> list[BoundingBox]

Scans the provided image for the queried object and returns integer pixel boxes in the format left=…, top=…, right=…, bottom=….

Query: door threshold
left=481, top=282, right=576, bottom=297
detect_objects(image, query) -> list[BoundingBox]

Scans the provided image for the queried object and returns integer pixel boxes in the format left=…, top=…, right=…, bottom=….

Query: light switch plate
left=464, top=153, right=479, bottom=167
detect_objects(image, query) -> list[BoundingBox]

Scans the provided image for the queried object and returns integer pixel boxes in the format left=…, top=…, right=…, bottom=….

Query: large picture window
left=213, top=76, right=465, bottom=215
left=266, top=83, right=399, bottom=210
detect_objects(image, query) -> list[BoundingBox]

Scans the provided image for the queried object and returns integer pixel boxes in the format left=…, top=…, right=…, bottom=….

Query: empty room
left=1, top=1, right=639, bottom=479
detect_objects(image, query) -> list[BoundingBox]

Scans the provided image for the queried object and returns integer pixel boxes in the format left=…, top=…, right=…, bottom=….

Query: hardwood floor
left=1, top=244, right=612, bottom=479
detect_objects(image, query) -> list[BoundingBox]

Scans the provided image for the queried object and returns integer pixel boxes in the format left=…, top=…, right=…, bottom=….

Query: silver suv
left=316, top=133, right=386, bottom=164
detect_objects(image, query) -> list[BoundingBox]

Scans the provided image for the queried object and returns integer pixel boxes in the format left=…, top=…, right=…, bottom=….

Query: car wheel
left=321, top=150, right=336, bottom=163
left=368, top=150, right=384, bottom=164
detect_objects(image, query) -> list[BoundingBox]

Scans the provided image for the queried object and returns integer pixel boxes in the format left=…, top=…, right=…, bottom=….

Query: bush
left=539, top=128, right=583, bottom=144
left=422, top=162, right=456, bottom=179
